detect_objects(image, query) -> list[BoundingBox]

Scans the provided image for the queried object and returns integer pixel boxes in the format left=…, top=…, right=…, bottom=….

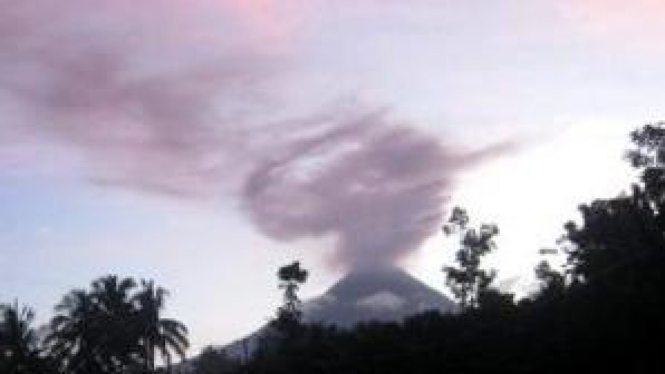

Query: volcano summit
left=303, top=267, right=456, bottom=327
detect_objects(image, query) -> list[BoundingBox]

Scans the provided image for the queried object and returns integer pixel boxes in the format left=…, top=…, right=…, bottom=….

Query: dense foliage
left=1, top=276, right=188, bottom=373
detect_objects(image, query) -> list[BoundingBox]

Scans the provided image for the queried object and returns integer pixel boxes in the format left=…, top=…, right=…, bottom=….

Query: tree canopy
left=2, top=275, right=188, bottom=374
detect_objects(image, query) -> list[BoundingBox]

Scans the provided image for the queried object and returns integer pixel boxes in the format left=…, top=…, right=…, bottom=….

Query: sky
left=1, top=0, right=665, bottom=352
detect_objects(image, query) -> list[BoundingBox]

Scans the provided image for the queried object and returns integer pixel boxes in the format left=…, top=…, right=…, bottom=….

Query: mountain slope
left=174, top=267, right=457, bottom=372
left=217, top=267, right=455, bottom=360
left=303, top=266, right=456, bottom=327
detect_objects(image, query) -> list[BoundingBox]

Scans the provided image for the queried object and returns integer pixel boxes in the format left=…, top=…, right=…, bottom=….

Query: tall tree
left=46, top=289, right=107, bottom=373
left=275, top=262, right=308, bottom=331
left=627, top=122, right=665, bottom=203
left=443, top=207, right=498, bottom=309
left=133, top=279, right=189, bottom=372
left=90, top=275, right=139, bottom=371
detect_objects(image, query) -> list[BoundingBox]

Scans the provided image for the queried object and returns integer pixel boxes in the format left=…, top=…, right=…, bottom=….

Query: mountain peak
left=326, top=266, right=428, bottom=298
left=303, top=266, right=456, bottom=327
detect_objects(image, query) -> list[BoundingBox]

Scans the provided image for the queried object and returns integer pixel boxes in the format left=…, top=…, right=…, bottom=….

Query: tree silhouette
left=537, top=122, right=665, bottom=371
left=0, top=301, right=49, bottom=373
left=133, top=279, right=189, bottom=372
left=45, top=289, right=106, bottom=373
left=442, top=207, right=498, bottom=309
left=559, top=124, right=665, bottom=286
left=90, top=275, right=142, bottom=371
left=275, top=261, right=308, bottom=329
left=44, top=275, right=189, bottom=373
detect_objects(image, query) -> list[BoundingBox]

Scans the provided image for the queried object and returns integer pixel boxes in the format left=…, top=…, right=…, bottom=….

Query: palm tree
left=133, top=280, right=189, bottom=372
left=45, top=289, right=104, bottom=373
left=0, top=301, right=47, bottom=373
left=90, top=275, right=139, bottom=371
left=46, top=276, right=140, bottom=373
left=44, top=275, right=189, bottom=373
left=91, top=275, right=137, bottom=317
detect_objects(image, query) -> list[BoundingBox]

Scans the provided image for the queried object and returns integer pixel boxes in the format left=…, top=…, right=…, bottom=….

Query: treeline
left=189, top=123, right=665, bottom=373
left=0, top=276, right=188, bottom=373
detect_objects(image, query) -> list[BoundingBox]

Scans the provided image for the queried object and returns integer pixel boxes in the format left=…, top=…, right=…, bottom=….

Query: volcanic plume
left=0, top=0, right=510, bottom=269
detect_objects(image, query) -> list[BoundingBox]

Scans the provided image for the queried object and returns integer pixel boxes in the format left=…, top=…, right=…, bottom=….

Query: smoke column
left=245, top=111, right=456, bottom=268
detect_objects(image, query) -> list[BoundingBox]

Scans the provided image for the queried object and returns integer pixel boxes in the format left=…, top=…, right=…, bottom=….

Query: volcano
left=177, top=268, right=456, bottom=371
left=302, top=266, right=456, bottom=327
left=212, top=267, right=456, bottom=362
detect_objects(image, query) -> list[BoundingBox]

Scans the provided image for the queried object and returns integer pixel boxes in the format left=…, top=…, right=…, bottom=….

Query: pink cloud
left=0, top=0, right=289, bottom=196
left=223, top=0, right=304, bottom=41
left=0, top=0, right=513, bottom=268
left=559, top=0, right=665, bottom=50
